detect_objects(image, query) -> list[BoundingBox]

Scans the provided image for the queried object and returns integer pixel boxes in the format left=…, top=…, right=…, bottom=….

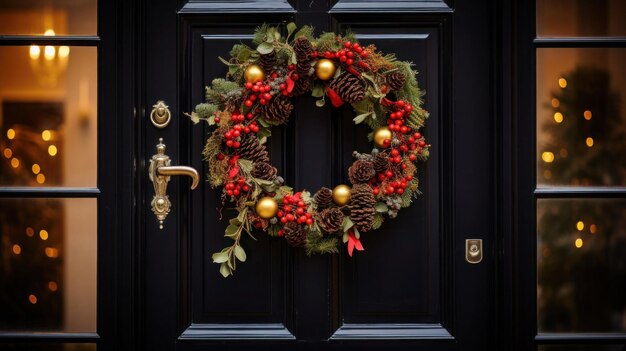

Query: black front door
left=141, top=1, right=495, bottom=350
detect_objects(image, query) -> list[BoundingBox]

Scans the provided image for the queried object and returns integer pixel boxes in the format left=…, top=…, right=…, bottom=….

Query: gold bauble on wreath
left=373, top=126, right=392, bottom=149
left=256, top=196, right=278, bottom=219
left=244, top=64, right=266, bottom=83
left=315, top=59, right=337, bottom=81
left=332, top=184, right=351, bottom=206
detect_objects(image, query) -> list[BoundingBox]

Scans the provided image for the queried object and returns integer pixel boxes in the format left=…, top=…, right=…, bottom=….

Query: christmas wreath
left=188, top=23, right=430, bottom=277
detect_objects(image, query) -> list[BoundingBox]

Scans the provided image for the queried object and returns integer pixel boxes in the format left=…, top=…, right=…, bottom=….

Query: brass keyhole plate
left=465, top=239, right=483, bottom=264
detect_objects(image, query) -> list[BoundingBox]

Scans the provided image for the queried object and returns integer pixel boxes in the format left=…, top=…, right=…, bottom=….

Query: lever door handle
left=148, top=138, right=199, bottom=229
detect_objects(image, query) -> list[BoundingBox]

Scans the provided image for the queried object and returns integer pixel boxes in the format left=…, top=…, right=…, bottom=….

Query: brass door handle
left=148, top=138, right=199, bottom=229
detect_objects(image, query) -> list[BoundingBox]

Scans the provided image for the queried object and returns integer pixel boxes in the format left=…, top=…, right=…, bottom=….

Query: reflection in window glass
left=0, top=198, right=97, bottom=332
left=537, top=199, right=626, bottom=332
left=0, top=0, right=96, bottom=36
left=0, top=46, right=97, bottom=187
left=537, top=49, right=626, bottom=187
left=537, top=0, right=626, bottom=37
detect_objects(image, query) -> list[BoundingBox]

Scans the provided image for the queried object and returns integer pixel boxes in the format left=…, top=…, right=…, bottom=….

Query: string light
left=558, top=78, right=567, bottom=88
left=39, top=229, right=49, bottom=240
left=559, top=148, right=568, bottom=157
left=541, top=152, right=555, bottom=163
left=28, top=294, right=38, bottom=304
left=25, top=227, right=34, bottom=237
left=575, top=238, right=583, bottom=248
left=583, top=110, right=592, bottom=120
left=576, top=221, right=584, bottom=231
left=551, top=98, right=560, bottom=108
left=36, top=173, right=46, bottom=184
left=12, top=244, right=21, bottom=255
left=590, top=224, right=597, bottom=234
left=10, top=158, right=20, bottom=168
left=586, top=137, right=594, bottom=147
left=553, top=112, right=563, bottom=123
left=3, top=148, right=12, bottom=158
left=7, top=128, right=15, bottom=139
left=32, top=164, right=41, bottom=174
left=48, top=145, right=58, bottom=156
left=48, top=281, right=58, bottom=292
left=41, top=130, right=51, bottom=141
left=44, top=247, right=59, bottom=258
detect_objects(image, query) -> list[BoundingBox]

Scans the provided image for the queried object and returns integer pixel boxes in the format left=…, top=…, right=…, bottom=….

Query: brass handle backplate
left=148, top=138, right=199, bottom=229
left=465, top=239, right=483, bottom=264
left=150, top=101, right=171, bottom=128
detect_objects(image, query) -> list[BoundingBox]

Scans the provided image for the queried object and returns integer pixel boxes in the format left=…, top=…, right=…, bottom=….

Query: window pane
left=0, top=198, right=97, bottom=332
left=537, top=0, right=626, bottom=37
left=0, top=0, right=96, bottom=36
left=536, top=48, right=626, bottom=187
left=0, top=344, right=95, bottom=351
left=0, top=46, right=97, bottom=187
left=537, top=199, right=626, bottom=332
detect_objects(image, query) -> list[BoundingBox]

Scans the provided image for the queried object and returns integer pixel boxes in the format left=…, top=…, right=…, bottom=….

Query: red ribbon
left=346, top=65, right=362, bottom=77
left=347, top=229, right=364, bottom=257
left=286, top=76, right=295, bottom=93
left=381, top=97, right=394, bottom=107
left=326, top=87, right=344, bottom=107
left=227, top=155, right=240, bottom=179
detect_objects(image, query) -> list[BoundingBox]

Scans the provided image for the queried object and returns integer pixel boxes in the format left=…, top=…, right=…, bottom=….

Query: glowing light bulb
left=553, top=112, right=563, bottom=123
left=586, top=137, right=594, bottom=147
left=25, top=227, right=34, bottom=237
left=10, top=158, right=19, bottom=168
left=45, top=247, right=59, bottom=258
left=583, top=110, right=592, bottom=120
left=44, top=29, right=56, bottom=36
left=39, top=230, right=49, bottom=240
left=576, top=221, right=584, bottom=231
left=36, top=173, right=46, bottom=184
left=12, top=244, right=21, bottom=255
left=3, top=148, right=12, bottom=158
left=558, top=78, right=567, bottom=88
left=7, top=128, right=15, bottom=139
left=590, top=224, right=597, bottom=234
left=48, top=145, right=58, bottom=156
left=58, top=46, right=70, bottom=58
left=41, top=130, right=51, bottom=141
left=48, top=281, right=58, bottom=291
left=32, top=164, right=41, bottom=174
left=551, top=98, right=560, bottom=108
left=28, top=294, right=38, bottom=304
left=44, top=46, right=55, bottom=61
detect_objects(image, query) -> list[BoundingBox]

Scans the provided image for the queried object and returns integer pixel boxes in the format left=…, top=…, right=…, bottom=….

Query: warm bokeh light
left=553, top=112, right=564, bottom=123
left=48, top=145, right=58, bottom=156
left=39, top=229, right=49, bottom=240
left=29, top=45, right=41, bottom=60
left=583, top=110, right=592, bottom=120
left=586, top=137, right=594, bottom=147
left=44, top=46, right=56, bottom=61
left=576, top=221, right=585, bottom=231
left=575, top=238, right=583, bottom=248
left=41, top=130, right=51, bottom=141
left=3, top=148, right=12, bottom=158
left=551, top=98, right=560, bottom=108
left=32, top=164, right=41, bottom=174
left=543, top=170, right=552, bottom=179
left=48, top=281, right=58, bottom=292
left=558, top=78, right=567, bottom=88
left=36, top=173, right=46, bottom=184
left=542, top=151, right=555, bottom=163
left=28, top=294, right=38, bottom=304
left=590, top=224, right=597, bottom=234
left=45, top=247, right=59, bottom=258
left=559, top=148, right=568, bottom=158
left=12, top=244, right=21, bottom=255
left=7, top=128, right=16, bottom=139
left=44, top=29, right=56, bottom=36
left=10, top=158, right=20, bottom=168
left=25, top=227, right=34, bottom=237
left=58, top=46, right=70, bottom=58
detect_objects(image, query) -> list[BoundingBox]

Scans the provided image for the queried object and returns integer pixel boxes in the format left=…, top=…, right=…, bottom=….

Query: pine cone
left=387, top=71, right=406, bottom=91
left=349, top=184, right=376, bottom=233
left=237, top=135, right=269, bottom=163
left=283, top=222, right=307, bottom=247
left=314, top=187, right=333, bottom=209
left=293, top=37, right=313, bottom=60
left=263, top=97, right=294, bottom=125
left=318, top=208, right=344, bottom=234
left=328, top=73, right=366, bottom=104
left=259, top=51, right=276, bottom=73
left=348, top=160, right=376, bottom=184
left=373, top=152, right=391, bottom=173
left=251, top=161, right=277, bottom=181
left=296, top=60, right=312, bottom=77
left=292, top=77, right=313, bottom=96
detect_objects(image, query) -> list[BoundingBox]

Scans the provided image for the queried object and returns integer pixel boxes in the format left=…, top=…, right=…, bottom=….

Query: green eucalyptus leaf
left=353, top=112, right=373, bottom=124
left=219, top=262, right=231, bottom=277
left=189, top=112, right=200, bottom=124
left=257, top=42, right=274, bottom=54
left=342, top=217, right=354, bottom=232
left=311, top=84, right=325, bottom=98
left=375, top=202, right=389, bottom=213
left=212, top=252, right=229, bottom=263
left=234, top=245, right=247, bottom=262
left=286, top=22, right=297, bottom=39
left=225, top=224, right=239, bottom=238
left=316, top=99, right=326, bottom=107
left=238, top=159, right=254, bottom=175
left=342, top=232, right=349, bottom=243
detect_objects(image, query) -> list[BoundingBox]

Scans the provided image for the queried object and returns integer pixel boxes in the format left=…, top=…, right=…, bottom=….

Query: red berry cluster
left=386, top=100, right=427, bottom=159
left=222, top=111, right=260, bottom=150
left=224, top=176, right=251, bottom=199
left=244, top=78, right=277, bottom=106
left=277, top=192, right=313, bottom=226
left=371, top=172, right=414, bottom=196
left=310, top=41, right=370, bottom=70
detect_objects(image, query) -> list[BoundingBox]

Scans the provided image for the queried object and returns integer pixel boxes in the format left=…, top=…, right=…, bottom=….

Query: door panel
left=143, top=0, right=493, bottom=350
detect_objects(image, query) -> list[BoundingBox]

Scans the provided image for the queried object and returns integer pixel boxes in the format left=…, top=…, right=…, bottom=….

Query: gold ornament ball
left=244, top=64, right=266, bottom=83
left=373, top=126, right=393, bottom=148
left=315, top=59, right=337, bottom=81
left=332, top=184, right=352, bottom=206
left=256, top=197, right=279, bottom=219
